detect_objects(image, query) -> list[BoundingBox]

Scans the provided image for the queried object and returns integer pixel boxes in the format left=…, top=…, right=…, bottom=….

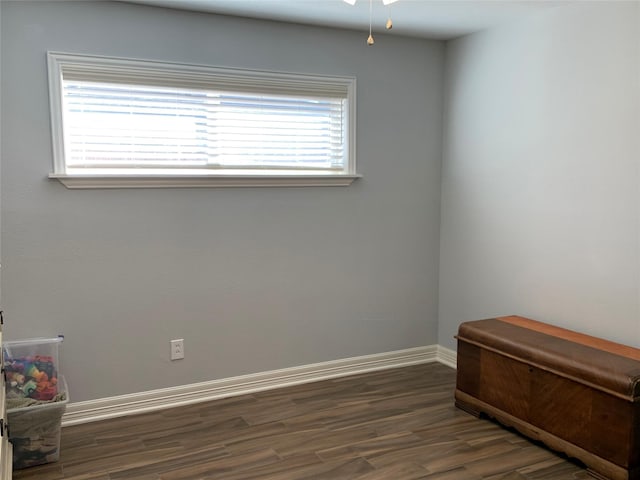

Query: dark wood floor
left=13, top=363, right=592, bottom=480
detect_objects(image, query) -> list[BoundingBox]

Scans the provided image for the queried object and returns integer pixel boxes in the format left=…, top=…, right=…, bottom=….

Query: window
left=47, top=52, right=359, bottom=188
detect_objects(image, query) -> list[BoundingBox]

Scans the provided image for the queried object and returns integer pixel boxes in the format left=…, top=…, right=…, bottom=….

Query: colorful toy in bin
left=5, top=355, right=59, bottom=400
left=3, top=337, right=63, bottom=402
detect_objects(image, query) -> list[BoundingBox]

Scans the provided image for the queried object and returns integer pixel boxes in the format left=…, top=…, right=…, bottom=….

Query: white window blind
left=47, top=52, right=358, bottom=188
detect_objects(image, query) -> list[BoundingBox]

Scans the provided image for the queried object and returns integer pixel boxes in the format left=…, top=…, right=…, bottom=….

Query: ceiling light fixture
left=343, top=0, right=399, bottom=46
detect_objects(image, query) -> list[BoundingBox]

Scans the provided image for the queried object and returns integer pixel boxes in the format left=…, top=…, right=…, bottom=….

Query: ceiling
left=126, top=0, right=568, bottom=40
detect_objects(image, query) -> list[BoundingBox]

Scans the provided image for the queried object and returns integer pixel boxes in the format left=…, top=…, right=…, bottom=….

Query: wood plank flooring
left=12, top=363, right=593, bottom=480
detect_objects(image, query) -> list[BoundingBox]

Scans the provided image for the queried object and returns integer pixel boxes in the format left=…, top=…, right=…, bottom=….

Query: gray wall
left=0, top=1, right=444, bottom=402
left=439, top=1, right=640, bottom=349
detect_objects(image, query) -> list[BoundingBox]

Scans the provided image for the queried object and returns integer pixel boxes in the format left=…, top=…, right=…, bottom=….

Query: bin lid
left=3, top=336, right=64, bottom=347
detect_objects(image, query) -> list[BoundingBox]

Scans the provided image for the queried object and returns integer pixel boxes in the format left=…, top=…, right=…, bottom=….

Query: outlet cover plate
left=171, top=339, right=184, bottom=360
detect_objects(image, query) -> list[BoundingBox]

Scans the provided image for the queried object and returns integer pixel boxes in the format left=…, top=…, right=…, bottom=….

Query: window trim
left=47, top=173, right=361, bottom=189
left=47, top=52, right=360, bottom=189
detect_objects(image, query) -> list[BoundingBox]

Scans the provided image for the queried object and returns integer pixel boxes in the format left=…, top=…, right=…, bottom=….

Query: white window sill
left=49, top=173, right=362, bottom=189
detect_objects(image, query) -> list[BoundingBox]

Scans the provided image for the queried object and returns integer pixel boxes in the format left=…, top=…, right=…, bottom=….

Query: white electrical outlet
left=170, top=338, right=184, bottom=360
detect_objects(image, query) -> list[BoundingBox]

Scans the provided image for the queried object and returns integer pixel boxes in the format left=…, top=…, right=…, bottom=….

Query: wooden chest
left=455, top=316, right=640, bottom=480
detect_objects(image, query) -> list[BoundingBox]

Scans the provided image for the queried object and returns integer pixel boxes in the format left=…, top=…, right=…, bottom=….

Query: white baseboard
left=63, top=344, right=456, bottom=426
left=436, top=345, right=457, bottom=369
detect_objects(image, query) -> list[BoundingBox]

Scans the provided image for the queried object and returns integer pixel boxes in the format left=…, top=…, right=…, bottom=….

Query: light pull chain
left=386, top=0, right=393, bottom=30
left=360, top=0, right=395, bottom=45
left=367, top=0, right=374, bottom=45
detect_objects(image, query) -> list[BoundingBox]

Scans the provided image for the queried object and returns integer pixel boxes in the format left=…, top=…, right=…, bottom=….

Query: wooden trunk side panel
left=457, top=340, right=531, bottom=421
left=530, top=368, right=633, bottom=468
left=478, top=349, right=531, bottom=422
left=529, top=368, right=592, bottom=450
left=456, top=341, right=481, bottom=397
left=590, top=388, right=634, bottom=468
